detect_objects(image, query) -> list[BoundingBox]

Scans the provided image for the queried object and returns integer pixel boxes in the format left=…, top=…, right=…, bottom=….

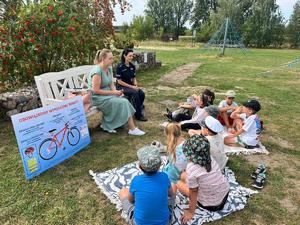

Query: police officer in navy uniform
left=116, top=49, right=147, bottom=121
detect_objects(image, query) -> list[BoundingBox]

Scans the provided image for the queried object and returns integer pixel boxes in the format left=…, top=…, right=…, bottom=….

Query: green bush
left=0, top=0, right=115, bottom=85
left=113, top=33, right=136, bottom=49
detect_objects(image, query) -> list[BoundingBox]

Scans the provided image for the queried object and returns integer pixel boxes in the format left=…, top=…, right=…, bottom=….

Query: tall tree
left=196, top=0, right=252, bottom=42
left=242, top=0, right=285, bottom=47
left=172, top=0, right=193, bottom=38
left=287, top=0, right=300, bottom=48
left=146, top=0, right=193, bottom=38
left=209, top=0, right=253, bottom=32
left=191, top=0, right=217, bottom=30
left=145, top=0, right=173, bottom=34
left=130, top=15, right=154, bottom=40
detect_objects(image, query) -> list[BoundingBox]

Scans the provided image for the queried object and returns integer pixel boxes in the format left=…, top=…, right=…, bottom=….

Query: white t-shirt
left=218, top=100, right=238, bottom=114
left=181, top=106, right=206, bottom=125
left=239, top=114, right=258, bottom=146
left=206, top=134, right=228, bottom=170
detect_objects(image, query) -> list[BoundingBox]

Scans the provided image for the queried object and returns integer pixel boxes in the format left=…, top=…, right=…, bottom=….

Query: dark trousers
left=173, top=113, right=192, bottom=122
left=117, top=86, right=145, bottom=118
left=181, top=123, right=201, bottom=130
left=198, top=191, right=229, bottom=212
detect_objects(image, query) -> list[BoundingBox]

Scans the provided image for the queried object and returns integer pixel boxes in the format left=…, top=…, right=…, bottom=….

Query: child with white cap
left=200, top=116, right=228, bottom=170
left=218, top=90, right=238, bottom=130
left=187, top=105, right=220, bottom=137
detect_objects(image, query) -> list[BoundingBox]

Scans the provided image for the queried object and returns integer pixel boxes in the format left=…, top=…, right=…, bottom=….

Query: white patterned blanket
left=224, top=143, right=269, bottom=155
left=90, top=156, right=258, bottom=225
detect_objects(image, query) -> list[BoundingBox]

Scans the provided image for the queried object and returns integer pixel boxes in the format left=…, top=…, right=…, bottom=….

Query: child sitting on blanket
left=199, top=116, right=228, bottom=171
left=177, top=135, right=230, bottom=224
left=188, top=105, right=220, bottom=136
left=180, top=94, right=210, bottom=130
left=224, top=99, right=261, bottom=149
left=165, top=89, right=214, bottom=122
left=217, top=90, right=238, bottom=130
left=163, top=123, right=187, bottom=192
left=118, top=146, right=175, bottom=225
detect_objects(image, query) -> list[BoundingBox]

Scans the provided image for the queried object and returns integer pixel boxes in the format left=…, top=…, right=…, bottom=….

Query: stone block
left=6, top=109, right=19, bottom=117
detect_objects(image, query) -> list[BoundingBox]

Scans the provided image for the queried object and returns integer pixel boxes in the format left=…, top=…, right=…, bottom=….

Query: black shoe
left=245, top=144, right=260, bottom=149
left=164, top=113, right=173, bottom=121
left=164, top=108, right=173, bottom=121
left=252, top=173, right=266, bottom=189
left=251, top=164, right=266, bottom=179
left=166, top=108, right=172, bottom=114
left=136, top=116, right=148, bottom=122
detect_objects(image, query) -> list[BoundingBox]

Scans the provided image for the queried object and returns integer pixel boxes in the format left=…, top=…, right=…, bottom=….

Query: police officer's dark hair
left=121, top=48, right=134, bottom=62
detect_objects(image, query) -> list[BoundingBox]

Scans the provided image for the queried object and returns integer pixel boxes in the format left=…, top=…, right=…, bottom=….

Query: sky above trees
left=113, top=0, right=297, bottom=26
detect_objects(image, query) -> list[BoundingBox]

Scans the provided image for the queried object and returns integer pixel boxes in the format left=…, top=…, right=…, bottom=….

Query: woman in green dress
left=88, top=49, right=145, bottom=135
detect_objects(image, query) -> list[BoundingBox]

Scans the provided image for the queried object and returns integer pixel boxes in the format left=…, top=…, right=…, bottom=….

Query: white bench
left=34, top=65, right=103, bottom=118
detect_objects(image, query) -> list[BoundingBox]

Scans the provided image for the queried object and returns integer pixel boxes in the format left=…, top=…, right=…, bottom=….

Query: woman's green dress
left=87, top=66, right=135, bottom=131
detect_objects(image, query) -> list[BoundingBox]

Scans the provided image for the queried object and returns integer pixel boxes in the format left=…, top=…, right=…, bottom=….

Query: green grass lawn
left=1, top=44, right=300, bottom=225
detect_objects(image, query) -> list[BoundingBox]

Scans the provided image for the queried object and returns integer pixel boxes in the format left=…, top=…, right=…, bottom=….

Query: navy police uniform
left=116, top=62, right=145, bottom=119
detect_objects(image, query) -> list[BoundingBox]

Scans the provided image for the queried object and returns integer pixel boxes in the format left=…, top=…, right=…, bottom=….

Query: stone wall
left=133, top=52, right=162, bottom=70
left=0, top=52, right=161, bottom=120
left=0, top=86, right=42, bottom=119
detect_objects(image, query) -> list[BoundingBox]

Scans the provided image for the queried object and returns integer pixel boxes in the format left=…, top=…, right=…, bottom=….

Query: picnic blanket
left=224, top=143, right=269, bottom=155
left=89, top=156, right=258, bottom=225
left=221, top=131, right=269, bottom=155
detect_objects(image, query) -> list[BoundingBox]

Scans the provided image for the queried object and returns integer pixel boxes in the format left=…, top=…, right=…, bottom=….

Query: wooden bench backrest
left=34, top=65, right=94, bottom=106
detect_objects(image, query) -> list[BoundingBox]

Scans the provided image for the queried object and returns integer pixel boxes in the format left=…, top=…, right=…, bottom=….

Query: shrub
left=113, top=33, right=136, bottom=49
left=0, top=0, right=123, bottom=86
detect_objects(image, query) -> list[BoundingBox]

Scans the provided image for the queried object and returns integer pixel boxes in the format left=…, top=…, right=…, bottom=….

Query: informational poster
left=11, top=96, right=90, bottom=180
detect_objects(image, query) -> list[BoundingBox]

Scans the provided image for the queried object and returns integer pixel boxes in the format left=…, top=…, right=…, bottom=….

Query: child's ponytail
left=165, top=123, right=182, bottom=163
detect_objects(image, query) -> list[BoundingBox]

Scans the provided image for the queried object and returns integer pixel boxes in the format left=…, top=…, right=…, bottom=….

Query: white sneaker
left=107, top=129, right=117, bottom=133
left=100, top=124, right=117, bottom=133
left=128, top=127, right=145, bottom=136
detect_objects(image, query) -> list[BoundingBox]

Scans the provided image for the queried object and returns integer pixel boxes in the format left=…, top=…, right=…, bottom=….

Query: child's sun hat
left=200, top=116, right=224, bottom=133
left=183, top=135, right=211, bottom=166
left=137, top=146, right=161, bottom=172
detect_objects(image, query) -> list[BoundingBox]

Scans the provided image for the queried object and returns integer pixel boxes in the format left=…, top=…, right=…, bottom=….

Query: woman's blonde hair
left=94, top=48, right=112, bottom=64
left=165, top=122, right=182, bottom=163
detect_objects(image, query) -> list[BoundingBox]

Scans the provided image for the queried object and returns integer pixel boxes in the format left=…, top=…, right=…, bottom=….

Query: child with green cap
left=176, top=135, right=229, bottom=224
left=118, top=146, right=175, bottom=225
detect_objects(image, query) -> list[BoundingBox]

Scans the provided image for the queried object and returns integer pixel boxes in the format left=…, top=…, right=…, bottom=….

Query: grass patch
left=1, top=44, right=300, bottom=224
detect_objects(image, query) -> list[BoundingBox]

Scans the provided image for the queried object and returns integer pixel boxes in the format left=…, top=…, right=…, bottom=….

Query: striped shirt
left=186, top=158, right=230, bottom=207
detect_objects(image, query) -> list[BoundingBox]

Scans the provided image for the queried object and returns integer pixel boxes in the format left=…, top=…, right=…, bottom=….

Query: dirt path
left=160, top=62, right=201, bottom=85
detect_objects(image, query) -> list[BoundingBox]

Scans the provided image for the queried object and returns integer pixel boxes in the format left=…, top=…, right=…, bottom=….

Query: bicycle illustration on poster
left=12, top=97, right=90, bottom=180
left=39, top=121, right=81, bottom=160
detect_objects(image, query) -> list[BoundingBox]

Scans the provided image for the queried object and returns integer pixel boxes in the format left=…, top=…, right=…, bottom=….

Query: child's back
left=200, top=116, right=228, bottom=170
left=206, top=134, right=228, bottom=170
left=163, top=123, right=187, bottom=184
left=186, top=158, right=229, bottom=207
left=130, top=172, right=171, bottom=225
left=119, top=146, right=174, bottom=225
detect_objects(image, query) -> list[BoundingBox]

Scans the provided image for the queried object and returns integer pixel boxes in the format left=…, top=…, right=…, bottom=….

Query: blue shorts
left=121, top=196, right=175, bottom=225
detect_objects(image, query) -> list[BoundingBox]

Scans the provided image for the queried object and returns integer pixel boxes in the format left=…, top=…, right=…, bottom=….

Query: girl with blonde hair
left=88, top=49, right=145, bottom=135
left=163, top=123, right=187, bottom=191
